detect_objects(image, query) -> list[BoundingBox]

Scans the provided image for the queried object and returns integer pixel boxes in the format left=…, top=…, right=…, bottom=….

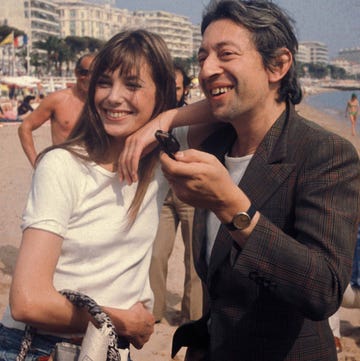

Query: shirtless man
left=346, top=93, right=359, bottom=136
left=18, top=53, right=95, bottom=167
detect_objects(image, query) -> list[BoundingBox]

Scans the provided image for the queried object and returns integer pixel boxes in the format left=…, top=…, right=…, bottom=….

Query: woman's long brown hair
left=38, top=29, right=177, bottom=226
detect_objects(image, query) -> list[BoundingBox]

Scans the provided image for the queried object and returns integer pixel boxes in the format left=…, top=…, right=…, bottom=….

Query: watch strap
left=225, top=203, right=256, bottom=231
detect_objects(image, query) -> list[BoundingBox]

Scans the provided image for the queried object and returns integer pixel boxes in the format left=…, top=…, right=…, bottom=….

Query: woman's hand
left=104, top=302, right=155, bottom=349
left=118, top=99, right=216, bottom=184
left=118, top=115, right=169, bottom=184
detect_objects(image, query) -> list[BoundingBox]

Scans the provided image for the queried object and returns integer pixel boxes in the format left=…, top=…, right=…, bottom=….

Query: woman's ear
left=267, top=48, right=292, bottom=83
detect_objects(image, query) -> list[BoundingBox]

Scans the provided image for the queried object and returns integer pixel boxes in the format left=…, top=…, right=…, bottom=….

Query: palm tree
left=33, top=36, right=62, bottom=75
left=84, top=37, right=105, bottom=53
left=30, top=51, right=44, bottom=77
left=1, top=26, right=108, bottom=76
left=55, top=39, right=73, bottom=76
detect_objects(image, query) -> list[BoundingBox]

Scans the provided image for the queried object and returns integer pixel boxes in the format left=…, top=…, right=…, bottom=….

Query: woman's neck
left=97, top=139, right=124, bottom=172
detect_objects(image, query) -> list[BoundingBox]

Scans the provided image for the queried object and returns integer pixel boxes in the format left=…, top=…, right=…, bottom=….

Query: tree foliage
left=174, top=52, right=199, bottom=79
left=31, top=35, right=104, bottom=76
left=297, top=62, right=348, bottom=80
left=0, top=23, right=106, bottom=75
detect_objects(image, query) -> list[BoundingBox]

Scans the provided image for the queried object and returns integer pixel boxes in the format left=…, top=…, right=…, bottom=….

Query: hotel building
left=297, top=41, right=329, bottom=65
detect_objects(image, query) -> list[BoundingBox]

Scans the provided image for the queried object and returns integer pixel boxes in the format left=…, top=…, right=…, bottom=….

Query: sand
left=0, top=100, right=359, bottom=360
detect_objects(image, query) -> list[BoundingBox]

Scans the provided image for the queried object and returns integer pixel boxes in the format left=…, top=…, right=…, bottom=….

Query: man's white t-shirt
left=206, top=153, right=253, bottom=264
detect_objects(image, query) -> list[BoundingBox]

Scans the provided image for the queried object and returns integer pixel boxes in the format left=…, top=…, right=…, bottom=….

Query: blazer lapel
left=208, top=224, right=235, bottom=281
left=207, top=106, right=296, bottom=280
left=193, top=125, right=237, bottom=280
left=192, top=207, right=208, bottom=281
left=240, top=106, right=296, bottom=210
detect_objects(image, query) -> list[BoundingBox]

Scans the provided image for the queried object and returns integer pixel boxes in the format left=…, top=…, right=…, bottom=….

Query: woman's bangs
left=102, top=42, right=144, bottom=79
left=118, top=52, right=143, bottom=79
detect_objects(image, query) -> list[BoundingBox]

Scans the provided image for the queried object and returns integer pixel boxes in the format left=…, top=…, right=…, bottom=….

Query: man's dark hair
left=174, top=62, right=191, bottom=107
left=201, top=0, right=302, bottom=104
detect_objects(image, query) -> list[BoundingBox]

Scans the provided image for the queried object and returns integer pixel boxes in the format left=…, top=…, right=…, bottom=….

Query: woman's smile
left=103, top=109, right=133, bottom=121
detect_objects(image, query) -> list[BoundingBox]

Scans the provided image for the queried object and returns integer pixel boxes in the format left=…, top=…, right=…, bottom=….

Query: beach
left=1, top=101, right=360, bottom=360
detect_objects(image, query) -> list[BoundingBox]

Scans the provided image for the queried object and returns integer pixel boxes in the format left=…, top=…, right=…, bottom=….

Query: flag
left=0, top=32, right=14, bottom=46
left=14, top=35, right=28, bottom=47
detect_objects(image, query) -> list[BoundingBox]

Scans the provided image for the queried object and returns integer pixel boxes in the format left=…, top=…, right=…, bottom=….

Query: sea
left=304, top=89, right=359, bottom=132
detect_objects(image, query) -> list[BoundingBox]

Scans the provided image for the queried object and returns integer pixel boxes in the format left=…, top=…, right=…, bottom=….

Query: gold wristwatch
left=225, top=204, right=256, bottom=231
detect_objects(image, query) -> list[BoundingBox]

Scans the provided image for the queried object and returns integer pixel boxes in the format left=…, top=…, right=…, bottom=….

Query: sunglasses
left=78, top=68, right=90, bottom=76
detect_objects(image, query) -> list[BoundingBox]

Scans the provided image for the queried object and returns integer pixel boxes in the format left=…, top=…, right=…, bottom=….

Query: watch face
left=233, top=212, right=251, bottom=230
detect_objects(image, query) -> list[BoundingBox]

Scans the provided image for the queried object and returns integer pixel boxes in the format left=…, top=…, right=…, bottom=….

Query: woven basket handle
left=17, top=289, right=121, bottom=361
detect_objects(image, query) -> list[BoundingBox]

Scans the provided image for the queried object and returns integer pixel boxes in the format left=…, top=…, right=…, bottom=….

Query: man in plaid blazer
left=157, top=1, right=360, bottom=360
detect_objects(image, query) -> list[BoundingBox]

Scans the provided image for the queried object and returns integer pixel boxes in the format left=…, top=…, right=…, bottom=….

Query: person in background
left=345, top=93, right=358, bottom=136
left=329, top=224, right=360, bottom=353
left=31, top=93, right=45, bottom=110
left=0, top=103, right=3, bottom=127
left=18, top=53, right=95, bottom=167
left=118, top=1, right=360, bottom=360
left=0, top=29, right=176, bottom=360
left=17, top=95, right=36, bottom=117
left=174, top=63, right=191, bottom=108
left=150, top=63, right=203, bottom=324
left=0, top=102, right=18, bottom=122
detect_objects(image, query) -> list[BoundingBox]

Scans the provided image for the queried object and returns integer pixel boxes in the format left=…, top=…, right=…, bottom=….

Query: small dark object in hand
left=155, top=130, right=180, bottom=159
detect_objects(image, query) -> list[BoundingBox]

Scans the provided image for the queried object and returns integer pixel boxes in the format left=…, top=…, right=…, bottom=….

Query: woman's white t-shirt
left=2, top=147, right=168, bottom=331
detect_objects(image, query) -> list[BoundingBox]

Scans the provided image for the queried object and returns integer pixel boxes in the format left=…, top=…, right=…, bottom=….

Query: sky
left=114, top=0, right=360, bottom=58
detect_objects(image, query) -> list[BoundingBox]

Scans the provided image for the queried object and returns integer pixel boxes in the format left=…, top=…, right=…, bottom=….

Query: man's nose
left=199, top=55, right=222, bottom=80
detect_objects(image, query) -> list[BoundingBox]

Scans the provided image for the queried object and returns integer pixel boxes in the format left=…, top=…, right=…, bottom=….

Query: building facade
left=0, top=0, right=202, bottom=73
left=57, top=1, right=199, bottom=59
left=192, top=24, right=201, bottom=54
left=56, top=1, right=133, bottom=40
left=0, top=0, right=60, bottom=45
left=55, top=0, right=201, bottom=58
left=0, top=1, right=28, bottom=33
left=133, top=10, right=194, bottom=59
left=297, top=41, right=329, bottom=64
left=338, top=48, right=360, bottom=64
left=331, top=58, right=360, bottom=76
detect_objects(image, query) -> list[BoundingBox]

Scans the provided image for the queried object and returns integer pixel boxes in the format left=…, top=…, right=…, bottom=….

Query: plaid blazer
left=187, top=103, right=360, bottom=361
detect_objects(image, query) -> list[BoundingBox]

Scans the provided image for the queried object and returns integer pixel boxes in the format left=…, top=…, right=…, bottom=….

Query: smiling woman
left=0, top=29, right=177, bottom=360
left=94, top=61, right=157, bottom=141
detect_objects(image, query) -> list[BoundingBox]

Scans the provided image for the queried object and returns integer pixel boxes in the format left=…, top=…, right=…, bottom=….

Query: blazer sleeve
left=235, top=132, right=360, bottom=321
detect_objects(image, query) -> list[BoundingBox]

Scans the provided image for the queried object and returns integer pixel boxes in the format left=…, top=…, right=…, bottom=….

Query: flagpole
left=12, top=31, right=15, bottom=76
left=26, top=43, right=30, bottom=75
left=27, top=0, right=32, bottom=75
left=1, top=48, right=4, bottom=72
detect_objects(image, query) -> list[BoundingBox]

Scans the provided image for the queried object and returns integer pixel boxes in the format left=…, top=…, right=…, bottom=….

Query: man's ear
left=267, top=48, right=292, bottom=83
left=184, top=86, right=190, bottom=97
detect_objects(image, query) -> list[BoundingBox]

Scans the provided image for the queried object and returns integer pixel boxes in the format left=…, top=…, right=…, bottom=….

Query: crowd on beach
left=0, top=95, right=38, bottom=123
left=0, top=1, right=360, bottom=361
